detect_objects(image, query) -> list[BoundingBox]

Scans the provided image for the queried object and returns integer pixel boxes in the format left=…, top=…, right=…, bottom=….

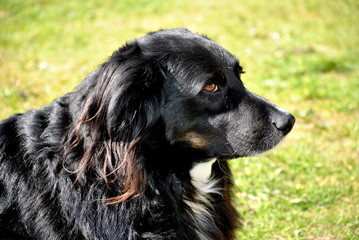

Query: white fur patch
left=186, top=159, right=222, bottom=240
left=190, top=159, right=220, bottom=195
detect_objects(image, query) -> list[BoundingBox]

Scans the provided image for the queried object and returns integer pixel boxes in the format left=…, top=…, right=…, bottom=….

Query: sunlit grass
left=1, top=0, right=358, bottom=239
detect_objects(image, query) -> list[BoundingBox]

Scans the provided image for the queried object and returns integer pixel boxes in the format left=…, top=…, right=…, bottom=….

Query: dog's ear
left=96, top=42, right=164, bottom=141
left=65, top=42, right=164, bottom=203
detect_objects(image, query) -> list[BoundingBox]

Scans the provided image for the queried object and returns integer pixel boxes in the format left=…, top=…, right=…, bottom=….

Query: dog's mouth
left=175, top=127, right=290, bottom=161
left=216, top=150, right=264, bottom=161
left=216, top=148, right=271, bottom=161
left=214, top=128, right=293, bottom=161
left=217, top=154, right=239, bottom=161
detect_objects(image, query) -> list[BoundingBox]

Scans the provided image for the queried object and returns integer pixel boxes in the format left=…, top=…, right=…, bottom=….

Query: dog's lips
left=215, top=132, right=286, bottom=161
left=217, top=152, right=243, bottom=161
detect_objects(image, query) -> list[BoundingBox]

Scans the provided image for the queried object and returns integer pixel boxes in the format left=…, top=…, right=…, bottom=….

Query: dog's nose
left=272, top=112, right=295, bottom=135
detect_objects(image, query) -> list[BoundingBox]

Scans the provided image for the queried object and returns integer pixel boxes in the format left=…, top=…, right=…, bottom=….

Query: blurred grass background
left=0, top=0, right=358, bottom=239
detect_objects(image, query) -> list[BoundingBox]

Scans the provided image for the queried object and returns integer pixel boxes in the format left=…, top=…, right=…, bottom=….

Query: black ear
left=64, top=42, right=164, bottom=203
left=96, top=42, right=164, bottom=141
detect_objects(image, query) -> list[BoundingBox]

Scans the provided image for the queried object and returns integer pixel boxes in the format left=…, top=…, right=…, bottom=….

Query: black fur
left=0, top=28, right=295, bottom=240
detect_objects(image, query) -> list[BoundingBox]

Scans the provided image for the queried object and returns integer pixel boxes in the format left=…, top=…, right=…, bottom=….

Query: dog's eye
left=203, top=83, right=219, bottom=92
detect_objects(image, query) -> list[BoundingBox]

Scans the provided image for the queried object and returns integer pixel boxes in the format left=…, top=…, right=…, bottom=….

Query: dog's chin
left=216, top=137, right=285, bottom=161
left=217, top=150, right=269, bottom=161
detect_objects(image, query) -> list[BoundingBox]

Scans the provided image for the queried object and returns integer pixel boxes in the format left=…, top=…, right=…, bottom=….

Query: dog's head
left=108, top=28, right=295, bottom=157
left=67, top=28, right=295, bottom=202
left=143, top=29, right=295, bottom=159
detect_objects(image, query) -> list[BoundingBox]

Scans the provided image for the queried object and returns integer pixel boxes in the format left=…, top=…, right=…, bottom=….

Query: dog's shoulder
left=0, top=94, right=73, bottom=160
left=0, top=114, right=22, bottom=155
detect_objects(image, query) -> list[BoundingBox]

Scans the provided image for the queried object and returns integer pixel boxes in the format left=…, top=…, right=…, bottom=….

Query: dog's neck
left=189, top=159, right=217, bottom=191
left=186, top=159, right=223, bottom=240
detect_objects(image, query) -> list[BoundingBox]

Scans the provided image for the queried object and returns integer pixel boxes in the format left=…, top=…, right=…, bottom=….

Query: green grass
left=1, top=0, right=358, bottom=239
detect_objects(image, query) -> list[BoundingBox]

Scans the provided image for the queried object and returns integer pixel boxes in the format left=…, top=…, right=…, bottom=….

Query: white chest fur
left=186, top=159, right=222, bottom=240
left=190, top=159, right=219, bottom=195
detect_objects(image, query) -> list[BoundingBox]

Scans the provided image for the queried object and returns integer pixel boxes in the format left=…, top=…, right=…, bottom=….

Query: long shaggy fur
left=0, top=28, right=294, bottom=240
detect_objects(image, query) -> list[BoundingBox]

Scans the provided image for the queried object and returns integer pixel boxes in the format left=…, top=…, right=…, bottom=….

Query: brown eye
left=203, top=83, right=219, bottom=92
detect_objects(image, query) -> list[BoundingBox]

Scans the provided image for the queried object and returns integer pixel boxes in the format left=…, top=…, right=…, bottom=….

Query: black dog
left=0, top=28, right=295, bottom=240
